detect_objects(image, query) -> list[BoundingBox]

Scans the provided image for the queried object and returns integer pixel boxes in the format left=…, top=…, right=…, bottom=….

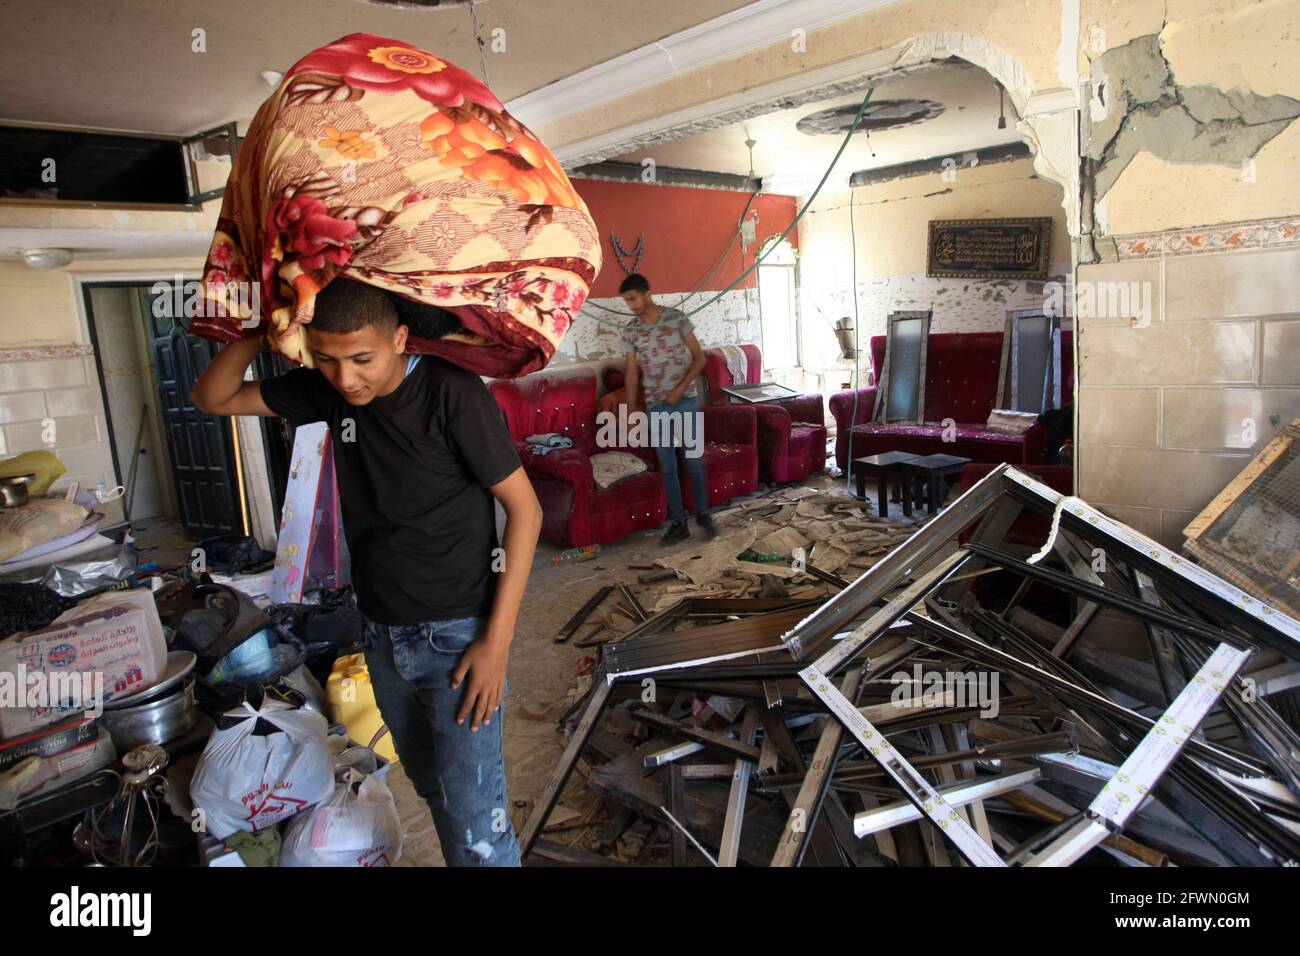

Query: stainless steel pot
left=100, top=677, right=197, bottom=751
left=0, top=474, right=33, bottom=508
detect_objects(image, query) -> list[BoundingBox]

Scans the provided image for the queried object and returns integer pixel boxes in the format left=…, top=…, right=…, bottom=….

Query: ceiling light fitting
left=21, top=248, right=74, bottom=269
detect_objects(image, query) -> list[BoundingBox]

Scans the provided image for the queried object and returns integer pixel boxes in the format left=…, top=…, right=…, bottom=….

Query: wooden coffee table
left=900, top=453, right=973, bottom=515
left=851, top=452, right=920, bottom=518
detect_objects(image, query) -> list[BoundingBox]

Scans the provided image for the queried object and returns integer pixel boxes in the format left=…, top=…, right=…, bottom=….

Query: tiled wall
left=0, top=348, right=280, bottom=545
left=0, top=345, right=123, bottom=520
left=1078, top=217, right=1300, bottom=549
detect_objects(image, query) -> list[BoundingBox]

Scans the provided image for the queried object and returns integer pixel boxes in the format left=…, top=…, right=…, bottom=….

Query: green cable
left=577, top=86, right=875, bottom=332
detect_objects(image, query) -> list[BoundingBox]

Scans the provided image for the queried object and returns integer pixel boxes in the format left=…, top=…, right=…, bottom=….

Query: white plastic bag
left=189, top=699, right=333, bottom=840
left=280, top=771, right=403, bottom=867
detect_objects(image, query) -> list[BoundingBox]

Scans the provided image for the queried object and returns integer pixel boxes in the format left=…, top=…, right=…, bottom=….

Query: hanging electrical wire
left=845, top=184, right=862, bottom=492
left=576, top=86, right=876, bottom=333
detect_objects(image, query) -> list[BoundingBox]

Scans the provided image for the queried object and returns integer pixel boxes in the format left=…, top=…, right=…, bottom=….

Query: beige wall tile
left=1075, top=259, right=1161, bottom=329
left=1, top=421, right=51, bottom=452
left=52, top=443, right=115, bottom=480
left=1079, top=445, right=1252, bottom=512
left=0, top=391, right=47, bottom=424
left=3, top=415, right=100, bottom=451
left=1161, top=509, right=1200, bottom=548
left=1262, top=320, right=1300, bottom=386
left=1078, top=387, right=1160, bottom=447
left=1162, top=387, right=1300, bottom=451
left=1165, top=248, right=1300, bottom=322
left=45, top=385, right=106, bottom=418
left=0, top=358, right=88, bottom=393
left=1095, top=502, right=1164, bottom=542
left=1078, top=321, right=1255, bottom=386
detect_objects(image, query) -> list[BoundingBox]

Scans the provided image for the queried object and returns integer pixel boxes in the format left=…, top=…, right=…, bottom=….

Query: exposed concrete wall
left=1082, top=0, right=1300, bottom=236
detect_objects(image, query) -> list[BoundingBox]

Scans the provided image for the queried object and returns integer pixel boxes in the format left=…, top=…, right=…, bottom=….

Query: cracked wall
left=1084, top=0, right=1300, bottom=235
left=1089, top=34, right=1300, bottom=201
left=1076, top=0, right=1300, bottom=548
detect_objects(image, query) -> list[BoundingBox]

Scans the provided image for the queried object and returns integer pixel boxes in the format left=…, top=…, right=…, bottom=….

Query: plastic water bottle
left=552, top=544, right=601, bottom=565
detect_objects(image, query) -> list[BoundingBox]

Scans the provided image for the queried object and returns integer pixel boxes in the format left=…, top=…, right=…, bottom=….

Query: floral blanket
left=193, top=34, right=600, bottom=378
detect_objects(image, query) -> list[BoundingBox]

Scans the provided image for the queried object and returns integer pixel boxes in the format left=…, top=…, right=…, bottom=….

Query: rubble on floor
left=517, top=465, right=1300, bottom=867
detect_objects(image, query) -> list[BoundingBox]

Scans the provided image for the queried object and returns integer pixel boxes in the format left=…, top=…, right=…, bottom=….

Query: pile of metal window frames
left=520, top=464, right=1300, bottom=866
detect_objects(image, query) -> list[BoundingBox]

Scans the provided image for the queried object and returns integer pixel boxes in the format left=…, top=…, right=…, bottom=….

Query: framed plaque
left=927, top=218, right=1052, bottom=279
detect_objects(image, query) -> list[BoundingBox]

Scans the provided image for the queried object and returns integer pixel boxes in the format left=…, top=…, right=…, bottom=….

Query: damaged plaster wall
left=799, top=158, right=1071, bottom=384
left=1088, top=34, right=1300, bottom=202
left=550, top=289, right=760, bottom=371
left=1075, top=0, right=1300, bottom=548
left=1083, top=0, right=1300, bottom=235
left=537, top=0, right=1067, bottom=162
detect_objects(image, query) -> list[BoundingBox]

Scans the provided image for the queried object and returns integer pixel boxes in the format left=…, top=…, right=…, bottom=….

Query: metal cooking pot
left=100, top=677, right=197, bottom=751
left=0, top=474, right=33, bottom=508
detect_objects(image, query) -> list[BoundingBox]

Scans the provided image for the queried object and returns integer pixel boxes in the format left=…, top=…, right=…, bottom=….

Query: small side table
left=901, top=453, right=973, bottom=516
left=851, top=452, right=920, bottom=518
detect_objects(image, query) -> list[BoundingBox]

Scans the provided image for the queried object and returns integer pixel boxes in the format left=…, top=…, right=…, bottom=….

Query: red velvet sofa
left=602, top=367, right=760, bottom=512
left=488, top=368, right=667, bottom=547
left=700, top=344, right=827, bottom=484
left=828, top=331, right=1074, bottom=471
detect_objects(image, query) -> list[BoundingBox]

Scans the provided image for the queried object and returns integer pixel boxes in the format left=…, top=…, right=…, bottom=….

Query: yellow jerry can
left=325, top=653, right=398, bottom=764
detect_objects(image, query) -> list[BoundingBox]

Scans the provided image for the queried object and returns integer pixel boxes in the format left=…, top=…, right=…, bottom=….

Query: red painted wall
left=571, top=179, right=799, bottom=299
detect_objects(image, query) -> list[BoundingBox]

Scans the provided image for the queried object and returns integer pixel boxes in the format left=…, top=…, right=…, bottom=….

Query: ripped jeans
left=361, top=614, right=520, bottom=867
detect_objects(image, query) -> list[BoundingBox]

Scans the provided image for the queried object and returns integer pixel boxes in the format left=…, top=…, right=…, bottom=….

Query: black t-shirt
left=260, top=356, right=520, bottom=626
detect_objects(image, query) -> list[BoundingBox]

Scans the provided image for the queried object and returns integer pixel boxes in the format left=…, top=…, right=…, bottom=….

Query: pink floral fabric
left=193, top=34, right=600, bottom=378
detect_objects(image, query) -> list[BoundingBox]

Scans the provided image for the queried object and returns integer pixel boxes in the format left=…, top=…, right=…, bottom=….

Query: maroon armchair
left=828, top=331, right=1075, bottom=471
left=602, top=367, right=760, bottom=510
left=488, top=368, right=666, bottom=547
left=700, top=344, right=827, bottom=484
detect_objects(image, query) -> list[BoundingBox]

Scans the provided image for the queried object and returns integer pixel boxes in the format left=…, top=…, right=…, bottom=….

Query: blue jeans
left=361, top=614, right=520, bottom=867
left=649, top=394, right=709, bottom=523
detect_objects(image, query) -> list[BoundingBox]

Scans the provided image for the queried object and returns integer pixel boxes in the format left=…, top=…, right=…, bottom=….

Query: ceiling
left=608, top=61, right=1025, bottom=191
left=0, top=228, right=212, bottom=262
left=0, top=0, right=756, bottom=135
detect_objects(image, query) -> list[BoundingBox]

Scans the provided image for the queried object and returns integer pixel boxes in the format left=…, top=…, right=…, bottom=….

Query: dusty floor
left=131, top=473, right=945, bottom=866
left=131, top=516, right=202, bottom=569
left=388, top=470, right=929, bottom=866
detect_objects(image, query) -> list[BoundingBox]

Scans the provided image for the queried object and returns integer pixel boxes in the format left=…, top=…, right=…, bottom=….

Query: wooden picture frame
left=927, top=218, right=1052, bottom=280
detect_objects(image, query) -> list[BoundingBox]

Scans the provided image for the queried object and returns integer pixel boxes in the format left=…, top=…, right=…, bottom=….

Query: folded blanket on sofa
left=720, top=344, right=749, bottom=388
left=524, top=433, right=575, bottom=456
left=590, top=452, right=647, bottom=490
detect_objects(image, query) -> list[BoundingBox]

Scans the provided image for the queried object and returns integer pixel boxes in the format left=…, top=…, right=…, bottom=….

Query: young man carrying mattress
left=191, top=277, right=541, bottom=867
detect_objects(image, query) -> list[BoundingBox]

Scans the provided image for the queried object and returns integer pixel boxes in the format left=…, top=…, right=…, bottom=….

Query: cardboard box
left=0, top=714, right=97, bottom=771
left=0, top=588, right=167, bottom=739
